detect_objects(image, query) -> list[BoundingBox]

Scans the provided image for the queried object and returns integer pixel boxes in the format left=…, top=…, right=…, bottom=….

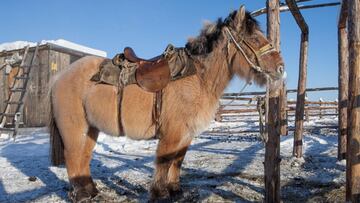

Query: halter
left=224, top=27, right=276, bottom=77
left=224, top=27, right=277, bottom=143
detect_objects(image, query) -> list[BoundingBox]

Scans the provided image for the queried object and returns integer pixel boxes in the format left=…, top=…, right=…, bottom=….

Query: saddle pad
left=90, top=59, right=121, bottom=86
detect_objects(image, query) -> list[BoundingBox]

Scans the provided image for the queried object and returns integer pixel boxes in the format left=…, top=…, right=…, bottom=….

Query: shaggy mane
left=185, top=11, right=259, bottom=56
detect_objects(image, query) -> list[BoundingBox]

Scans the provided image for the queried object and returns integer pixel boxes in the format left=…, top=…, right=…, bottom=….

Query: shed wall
left=0, top=45, right=88, bottom=127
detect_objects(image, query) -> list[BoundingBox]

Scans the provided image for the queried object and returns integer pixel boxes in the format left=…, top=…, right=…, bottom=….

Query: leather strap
left=153, top=90, right=162, bottom=139
left=117, top=78, right=125, bottom=136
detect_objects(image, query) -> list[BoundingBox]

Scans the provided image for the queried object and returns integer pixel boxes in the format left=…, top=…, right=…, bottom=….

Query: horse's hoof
left=150, top=184, right=170, bottom=202
left=84, top=183, right=99, bottom=198
left=69, top=187, right=92, bottom=203
left=167, top=183, right=183, bottom=196
left=91, top=193, right=108, bottom=202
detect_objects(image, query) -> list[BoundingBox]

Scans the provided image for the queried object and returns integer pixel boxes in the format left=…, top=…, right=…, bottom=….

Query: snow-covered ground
left=0, top=39, right=107, bottom=57
left=0, top=115, right=345, bottom=202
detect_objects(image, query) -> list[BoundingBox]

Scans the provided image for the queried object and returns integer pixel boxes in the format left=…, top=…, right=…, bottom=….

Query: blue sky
left=1, top=0, right=340, bottom=100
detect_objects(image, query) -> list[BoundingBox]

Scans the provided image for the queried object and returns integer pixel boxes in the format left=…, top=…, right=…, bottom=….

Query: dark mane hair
left=185, top=10, right=259, bottom=56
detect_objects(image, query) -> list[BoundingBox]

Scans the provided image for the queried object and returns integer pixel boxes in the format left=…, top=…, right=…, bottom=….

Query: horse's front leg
left=150, top=132, right=192, bottom=200
left=167, top=146, right=188, bottom=195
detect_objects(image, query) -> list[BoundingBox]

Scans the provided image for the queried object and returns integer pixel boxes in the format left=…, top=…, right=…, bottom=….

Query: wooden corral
left=250, top=0, right=359, bottom=201
left=0, top=44, right=98, bottom=127
left=216, top=97, right=338, bottom=122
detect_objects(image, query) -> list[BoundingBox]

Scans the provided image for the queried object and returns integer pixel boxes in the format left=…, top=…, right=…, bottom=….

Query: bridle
left=224, top=26, right=279, bottom=143
left=224, top=27, right=277, bottom=79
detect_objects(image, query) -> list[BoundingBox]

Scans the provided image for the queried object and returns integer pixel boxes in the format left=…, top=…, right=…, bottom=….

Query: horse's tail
left=48, top=89, right=65, bottom=166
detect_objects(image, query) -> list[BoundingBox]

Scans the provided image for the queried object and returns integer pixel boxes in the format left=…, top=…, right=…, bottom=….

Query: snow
left=0, top=39, right=107, bottom=57
left=0, top=115, right=345, bottom=202
left=0, top=41, right=37, bottom=52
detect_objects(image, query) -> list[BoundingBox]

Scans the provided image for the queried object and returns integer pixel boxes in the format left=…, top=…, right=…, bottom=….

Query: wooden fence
left=216, top=88, right=338, bottom=124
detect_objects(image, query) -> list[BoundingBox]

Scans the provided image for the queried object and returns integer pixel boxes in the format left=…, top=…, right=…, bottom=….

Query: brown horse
left=49, top=5, right=284, bottom=202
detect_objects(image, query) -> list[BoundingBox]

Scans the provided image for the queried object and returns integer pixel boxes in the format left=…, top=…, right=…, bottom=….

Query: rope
left=220, top=81, right=251, bottom=108
left=256, top=96, right=265, bottom=141
left=256, top=76, right=271, bottom=143
left=224, top=27, right=263, bottom=73
left=264, top=77, right=270, bottom=143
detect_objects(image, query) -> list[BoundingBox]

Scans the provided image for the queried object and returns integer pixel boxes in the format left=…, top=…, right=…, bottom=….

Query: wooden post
left=265, top=0, right=281, bottom=202
left=335, top=99, right=338, bottom=114
left=319, top=98, right=323, bottom=119
left=251, top=2, right=341, bottom=17
left=305, top=96, right=309, bottom=122
left=338, top=0, right=348, bottom=162
left=347, top=0, right=360, bottom=201
left=286, top=0, right=309, bottom=158
left=215, top=110, right=222, bottom=122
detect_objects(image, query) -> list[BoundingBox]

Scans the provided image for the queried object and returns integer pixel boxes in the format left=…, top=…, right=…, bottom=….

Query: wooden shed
left=0, top=43, right=106, bottom=127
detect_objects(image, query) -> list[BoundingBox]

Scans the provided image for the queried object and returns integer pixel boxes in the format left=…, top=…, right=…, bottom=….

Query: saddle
left=123, top=47, right=162, bottom=63
left=123, top=47, right=170, bottom=92
left=92, top=44, right=197, bottom=92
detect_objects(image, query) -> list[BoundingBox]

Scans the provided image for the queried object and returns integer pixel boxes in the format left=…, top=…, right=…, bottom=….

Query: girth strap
left=153, top=90, right=163, bottom=139
left=117, top=76, right=125, bottom=137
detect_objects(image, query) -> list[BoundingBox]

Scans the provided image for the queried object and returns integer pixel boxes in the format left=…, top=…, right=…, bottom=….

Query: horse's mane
left=185, top=11, right=259, bottom=56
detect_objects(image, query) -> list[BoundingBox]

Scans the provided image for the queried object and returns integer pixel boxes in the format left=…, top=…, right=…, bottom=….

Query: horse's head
left=224, top=5, right=284, bottom=87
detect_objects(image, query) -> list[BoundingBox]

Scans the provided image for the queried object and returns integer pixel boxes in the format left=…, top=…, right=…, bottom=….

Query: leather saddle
left=123, top=47, right=170, bottom=92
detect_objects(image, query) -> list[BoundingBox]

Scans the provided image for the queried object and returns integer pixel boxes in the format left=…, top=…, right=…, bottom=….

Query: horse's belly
left=84, top=84, right=121, bottom=136
left=121, top=85, right=155, bottom=140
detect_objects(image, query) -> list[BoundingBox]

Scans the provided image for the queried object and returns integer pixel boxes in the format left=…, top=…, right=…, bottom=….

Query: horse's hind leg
left=78, top=127, right=99, bottom=197
left=58, top=121, right=98, bottom=201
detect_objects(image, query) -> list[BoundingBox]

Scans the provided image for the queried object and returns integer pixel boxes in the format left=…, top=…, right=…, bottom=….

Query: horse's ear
left=236, top=5, right=246, bottom=30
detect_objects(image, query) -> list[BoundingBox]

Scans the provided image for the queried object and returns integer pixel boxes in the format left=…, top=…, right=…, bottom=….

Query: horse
left=49, top=5, right=284, bottom=202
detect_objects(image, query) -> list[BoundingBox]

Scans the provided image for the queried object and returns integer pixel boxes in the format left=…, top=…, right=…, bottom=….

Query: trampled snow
left=0, top=115, right=345, bottom=202
left=0, top=39, right=107, bottom=57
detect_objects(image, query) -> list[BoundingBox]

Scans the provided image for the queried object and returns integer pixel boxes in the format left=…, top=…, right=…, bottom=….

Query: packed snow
left=0, top=39, right=107, bottom=57
left=0, top=115, right=345, bottom=202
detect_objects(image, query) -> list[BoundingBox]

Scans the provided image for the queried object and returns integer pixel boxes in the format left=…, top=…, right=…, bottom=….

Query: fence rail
left=216, top=87, right=338, bottom=122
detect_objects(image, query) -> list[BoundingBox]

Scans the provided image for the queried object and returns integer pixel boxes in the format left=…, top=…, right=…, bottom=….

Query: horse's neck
left=200, top=51, right=233, bottom=100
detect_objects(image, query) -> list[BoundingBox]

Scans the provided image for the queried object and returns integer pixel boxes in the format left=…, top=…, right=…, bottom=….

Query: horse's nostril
left=277, top=66, right=284, bottom=74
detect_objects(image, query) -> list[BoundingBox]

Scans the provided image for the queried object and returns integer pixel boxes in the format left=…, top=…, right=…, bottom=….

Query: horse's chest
left=182, top=96, right=219, bottom=136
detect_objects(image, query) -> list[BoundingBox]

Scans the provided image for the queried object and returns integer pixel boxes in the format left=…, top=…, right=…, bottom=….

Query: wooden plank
left=293, top=32, right=308, bottom=158
left=287, top=100, right=338, bottom=105
left=0, top=56, right=6, bottom=120
left=285, top=0, right=309, bottom=34
left=338, top=0, right=349, bottom=29
left=22, top=48, right=39, bottom=126
left=289, top=106, right=338, bottom=110
left=220, top=109, right=258, bottom=114
left=205, top=125, right=339, bottom=134
left=265, top=0, right=281, bottom=202
left=222, top=87, right=338, bottom=98
left=251, top=2, right=341, bottom=17
left=347, top=0, right=360, bottom=201
left=338, top=0, right=349, bottom=161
